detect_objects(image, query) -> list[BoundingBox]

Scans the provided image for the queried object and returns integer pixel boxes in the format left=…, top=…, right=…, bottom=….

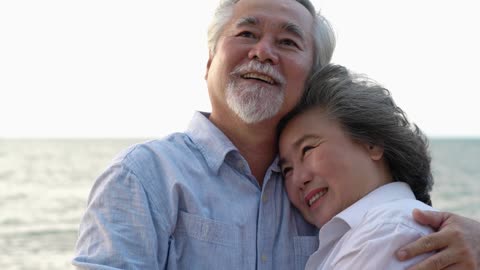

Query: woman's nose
left=293, top=166, right=312, bottom=190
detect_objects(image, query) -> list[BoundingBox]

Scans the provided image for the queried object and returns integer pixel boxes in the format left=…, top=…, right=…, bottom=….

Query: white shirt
left=305, top=182, right=435, bottom=270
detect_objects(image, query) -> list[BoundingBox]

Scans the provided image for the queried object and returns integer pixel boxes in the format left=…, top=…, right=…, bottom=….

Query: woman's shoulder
left=360, top=198, right=436, bottom=236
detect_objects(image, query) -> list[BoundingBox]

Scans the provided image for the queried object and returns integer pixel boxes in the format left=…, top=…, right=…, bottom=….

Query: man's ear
left=205, top=53, right=213, bottom=80
left=365, top=144, right=384, bottom=161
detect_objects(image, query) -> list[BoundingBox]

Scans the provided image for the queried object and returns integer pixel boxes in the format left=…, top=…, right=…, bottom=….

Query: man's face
left=206, top=0, right=315, bottom=124
left=279, top=107, right=387, bottom=228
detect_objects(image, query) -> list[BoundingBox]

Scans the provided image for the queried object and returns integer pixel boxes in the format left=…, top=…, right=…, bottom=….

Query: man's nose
left=248, top=37, right=279, bottom=65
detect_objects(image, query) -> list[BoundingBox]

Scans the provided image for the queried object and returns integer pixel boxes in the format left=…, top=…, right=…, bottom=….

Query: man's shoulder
left=113, top=132, right=200, bottom=169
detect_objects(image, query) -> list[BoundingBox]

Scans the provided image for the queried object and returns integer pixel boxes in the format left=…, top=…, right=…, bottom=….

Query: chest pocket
left=294, top=236, right=319, bottom=270
left=168, top=211, right=244, bottom=270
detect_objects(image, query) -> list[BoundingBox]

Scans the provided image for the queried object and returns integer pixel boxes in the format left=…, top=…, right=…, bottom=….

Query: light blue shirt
left=73, top=112, right=318, bottom=270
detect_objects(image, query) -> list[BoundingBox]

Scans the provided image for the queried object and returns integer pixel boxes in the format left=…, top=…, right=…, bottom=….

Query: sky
left=1, top=0, right=478, bottom=138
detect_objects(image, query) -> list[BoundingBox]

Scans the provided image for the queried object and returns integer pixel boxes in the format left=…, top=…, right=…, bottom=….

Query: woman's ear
left=365, top=144, right=384, bottom=161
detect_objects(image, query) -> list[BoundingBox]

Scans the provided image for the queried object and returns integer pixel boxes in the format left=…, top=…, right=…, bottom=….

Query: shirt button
left=262, top=195, right=268, bottom=202
left=261, top=255, right=267, bottom=262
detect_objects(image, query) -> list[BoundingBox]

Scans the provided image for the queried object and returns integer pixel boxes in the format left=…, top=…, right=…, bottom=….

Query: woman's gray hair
left=207, top=0, right=336, bottom=70
left=278, top=64, right=433, bottom=205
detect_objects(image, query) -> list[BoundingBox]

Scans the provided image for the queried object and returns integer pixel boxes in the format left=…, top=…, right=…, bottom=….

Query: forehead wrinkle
left=235, top=16, right=258, bottom=28
left=235, top=16, right=306, bottom=41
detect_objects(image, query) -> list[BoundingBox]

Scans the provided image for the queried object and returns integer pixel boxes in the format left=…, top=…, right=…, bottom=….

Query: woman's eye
left=282, top=167, right=292, bottom=177
left=302, top=145, right=314, bottom=155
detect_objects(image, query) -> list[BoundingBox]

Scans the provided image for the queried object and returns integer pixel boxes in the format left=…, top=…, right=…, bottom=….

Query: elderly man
left=73, top=0, right=479, bottom=269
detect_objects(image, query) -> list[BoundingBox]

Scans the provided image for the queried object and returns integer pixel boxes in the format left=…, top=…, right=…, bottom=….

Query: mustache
left=231, top=61, right=286, bottom=85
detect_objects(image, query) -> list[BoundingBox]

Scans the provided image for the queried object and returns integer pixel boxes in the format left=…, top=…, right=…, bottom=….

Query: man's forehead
left=232, top=0, right=311, bottom=13
left=234, top=15, right=307, bottom=39
left=230, top=0, right=313, bottom=35
left=231, top=0, right=313, bottom=24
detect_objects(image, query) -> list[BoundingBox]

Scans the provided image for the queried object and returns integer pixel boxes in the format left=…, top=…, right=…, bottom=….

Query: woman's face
left=279, top=107, right=388, bottom=227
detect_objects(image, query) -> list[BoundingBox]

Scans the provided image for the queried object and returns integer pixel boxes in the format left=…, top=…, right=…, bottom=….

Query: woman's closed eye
left=282, top=166, right=292, bottom=177
left=302, top=145, right=315, bottom=156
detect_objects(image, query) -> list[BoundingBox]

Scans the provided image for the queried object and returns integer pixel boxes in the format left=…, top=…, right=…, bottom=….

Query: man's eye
left=280, top=39, right=298, bottom=48
left=238, top=31, right=255, bottom=38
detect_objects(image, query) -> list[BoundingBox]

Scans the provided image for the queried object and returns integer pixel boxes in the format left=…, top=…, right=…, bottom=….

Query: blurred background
left=1, top=0, right=479, bottom=269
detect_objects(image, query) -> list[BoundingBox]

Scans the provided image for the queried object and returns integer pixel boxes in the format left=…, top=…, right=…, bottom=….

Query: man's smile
left=241, top=72, right=275, bottom=85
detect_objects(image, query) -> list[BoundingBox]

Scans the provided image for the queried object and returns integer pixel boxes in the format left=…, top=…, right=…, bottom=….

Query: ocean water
left=0, top=138, right=479, bottom=269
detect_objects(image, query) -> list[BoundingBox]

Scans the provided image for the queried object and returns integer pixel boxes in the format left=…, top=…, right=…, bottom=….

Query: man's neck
left=209, top=112, right=280, bottom=186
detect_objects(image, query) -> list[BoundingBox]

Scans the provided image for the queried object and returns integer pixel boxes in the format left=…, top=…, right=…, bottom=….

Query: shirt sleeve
left=72, top=163, right=168, bottom=269
left=327, top=222, right=434, bottom=270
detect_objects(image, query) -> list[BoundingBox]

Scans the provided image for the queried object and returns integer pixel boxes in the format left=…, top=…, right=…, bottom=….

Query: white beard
left=226, top=80, right=284, bottom=124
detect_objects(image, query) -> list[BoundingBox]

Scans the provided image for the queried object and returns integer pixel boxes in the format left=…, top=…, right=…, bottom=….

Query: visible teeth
left=308, top=190, right=327, bottom=206
left=242, top=73, right=274, bottom=84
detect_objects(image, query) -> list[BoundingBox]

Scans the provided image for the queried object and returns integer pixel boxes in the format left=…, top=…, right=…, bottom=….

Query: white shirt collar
left=318, top=182, right=415, bottom=246
left=335, top=182, right=415, bottom=229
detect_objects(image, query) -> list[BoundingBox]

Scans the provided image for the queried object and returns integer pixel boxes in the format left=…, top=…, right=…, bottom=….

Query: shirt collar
left=270, top=156, right=282, bottom=173
left=185, top=111, right=238, bottom=174
left=334, top=182, right=416, bottom=229
left=185, top=111, right=282, bottom=175
left=318, top=182, right=415, bottom=247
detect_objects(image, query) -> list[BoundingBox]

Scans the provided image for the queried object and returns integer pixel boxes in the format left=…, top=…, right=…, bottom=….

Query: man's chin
left=226, top=84, right=284, bottom=124
left=229, top=106, right=276, bottom=124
